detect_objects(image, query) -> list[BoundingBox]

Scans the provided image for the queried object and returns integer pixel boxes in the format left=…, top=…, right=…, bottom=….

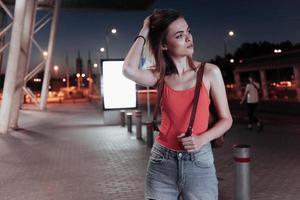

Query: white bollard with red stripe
left=233, top=144, right=251, bottom=200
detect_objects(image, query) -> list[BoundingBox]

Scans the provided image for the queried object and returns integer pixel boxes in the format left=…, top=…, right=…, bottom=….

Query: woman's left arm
left=180, top=64, right=233, bottom=152
left=203, top=65, right=233, bottom=141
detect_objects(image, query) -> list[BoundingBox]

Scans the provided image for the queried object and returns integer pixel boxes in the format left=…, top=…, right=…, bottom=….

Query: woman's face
left=164, top=17, right=194, bottom=57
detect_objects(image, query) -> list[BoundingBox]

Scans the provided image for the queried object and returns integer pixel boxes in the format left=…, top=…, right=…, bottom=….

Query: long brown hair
left=148, top=9, right=196, bottom=78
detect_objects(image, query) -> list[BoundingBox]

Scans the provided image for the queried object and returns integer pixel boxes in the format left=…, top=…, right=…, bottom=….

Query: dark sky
left=29, top=0, right=300, bottom=74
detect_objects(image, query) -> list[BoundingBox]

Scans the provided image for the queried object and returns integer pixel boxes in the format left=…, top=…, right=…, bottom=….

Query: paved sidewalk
left=0, top=102, right=299, bottom=200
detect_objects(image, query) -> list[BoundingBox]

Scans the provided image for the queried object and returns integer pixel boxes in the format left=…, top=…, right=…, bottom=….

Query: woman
left=123, top=9, right=232, bottom=200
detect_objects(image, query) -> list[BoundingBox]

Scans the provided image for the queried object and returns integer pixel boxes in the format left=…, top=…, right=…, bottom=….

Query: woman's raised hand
left=139, top=15, right=151, bottom=38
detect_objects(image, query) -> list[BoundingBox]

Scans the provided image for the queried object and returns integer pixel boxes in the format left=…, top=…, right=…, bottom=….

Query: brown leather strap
left=152, top=62, right=206, bottom=135
left=185, top=62, right=206, bottom=136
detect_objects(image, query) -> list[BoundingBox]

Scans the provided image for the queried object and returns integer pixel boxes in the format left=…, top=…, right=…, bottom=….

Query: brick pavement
left=0, top=102, right=300, bottom=200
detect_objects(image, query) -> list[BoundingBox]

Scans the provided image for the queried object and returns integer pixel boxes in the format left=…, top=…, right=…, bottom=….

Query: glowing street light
left=230, top=58, right=235, bottom=63
left=93, top=63, right=98, bottom=68
left=43, top=51, right=48, bottom=58
left=81, top=73, right=86, bottom=78
left=53, top=65, right=59, bottom=71
left=105, top=28, right=118, bottom=59
left=76, top=73, right=80, bottom=78
left=228, top=30, right=235, bottom=36
left=100, top=47, right=105, bottom=52
left=224, top=30, right=235, bottom=57
left=111, top=28, right=117, bottom=34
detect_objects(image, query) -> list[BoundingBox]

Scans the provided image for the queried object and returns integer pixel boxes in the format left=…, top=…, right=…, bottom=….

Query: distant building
left=76, top=51, right=83, bottom=75
left=76, top=51, right=84, bottom=88
left=233, top=49, right=300, bottom=102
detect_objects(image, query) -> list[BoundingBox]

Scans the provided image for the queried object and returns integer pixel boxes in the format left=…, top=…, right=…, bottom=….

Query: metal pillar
left=234, top=144, right=251, bottom=200
left=0, top=10, right=6, bottom=74
left=65, top=52, right=70, bottom=89
left=120, top=110, right=125, bottom=127
left=135, top=110, right=142, bottom=139
left=126, top=112, right=132, bottom=133
left=0, top=0, right=27, bottom=134
left=10, top=0, right=37, bottom=129
left=234, top=70, right=242, bottom=98
left=293, top=65, right=300, bottom=102
left=87, top=50, right=93, bottom=96
left=40, top=0, right=61, bottom=110
left=259, top=69, right=269, bottom=100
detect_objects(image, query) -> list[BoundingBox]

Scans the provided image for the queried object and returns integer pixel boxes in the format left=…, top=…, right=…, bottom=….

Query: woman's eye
left=176, top=34, right=183, bottom=39
left=188, top=29, right=191, bottom=34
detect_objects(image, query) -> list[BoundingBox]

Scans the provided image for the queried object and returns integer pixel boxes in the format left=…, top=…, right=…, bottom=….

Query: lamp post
left=224, top=30, right=235, bottom=57
left=104, top=28, right=117, bottom=59
left=53, top=65, right=59, bottom=91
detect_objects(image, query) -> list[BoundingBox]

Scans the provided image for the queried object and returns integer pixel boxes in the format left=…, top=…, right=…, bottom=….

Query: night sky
left=6, top=0, right=300, bottom=74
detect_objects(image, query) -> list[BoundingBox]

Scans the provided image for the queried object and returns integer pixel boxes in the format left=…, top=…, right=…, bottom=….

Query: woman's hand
left=177, top=133, right=210, bottom=152
left=139, top=15, right=151, bottom=38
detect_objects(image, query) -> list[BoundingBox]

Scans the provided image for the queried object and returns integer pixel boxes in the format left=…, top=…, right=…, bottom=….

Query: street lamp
left=105, top=28, right=117, bottom=59
left=53, top=65, right=59, bottom=71
left=43, top=51, right=48, bottom=59
left=224, top=30, right=235, bottom=57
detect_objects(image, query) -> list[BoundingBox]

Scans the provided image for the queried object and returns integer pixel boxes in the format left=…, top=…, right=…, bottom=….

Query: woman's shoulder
left=193, top=61, right=220, bottom=75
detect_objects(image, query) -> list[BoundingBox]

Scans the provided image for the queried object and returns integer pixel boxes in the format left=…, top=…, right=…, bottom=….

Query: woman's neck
left=170, top=56, right=191, bottom=76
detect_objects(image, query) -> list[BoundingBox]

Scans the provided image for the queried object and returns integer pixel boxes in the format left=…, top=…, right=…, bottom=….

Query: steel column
left=0, top=0, right=27, bottom=134
left=293, top=65, right=300, bottom=102
left=40, top=0, right=61, bottom=110
left=10, top=0, right=37, bottom=129
left=259, top=69, right=269, bottom=100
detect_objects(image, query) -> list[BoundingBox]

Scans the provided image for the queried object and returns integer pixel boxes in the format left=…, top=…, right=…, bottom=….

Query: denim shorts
left=145, top=142, right=218, bottom=200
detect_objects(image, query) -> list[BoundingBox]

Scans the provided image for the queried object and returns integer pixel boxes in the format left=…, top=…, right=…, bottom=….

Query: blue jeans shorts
left=145, top=142, right=218, bottom=200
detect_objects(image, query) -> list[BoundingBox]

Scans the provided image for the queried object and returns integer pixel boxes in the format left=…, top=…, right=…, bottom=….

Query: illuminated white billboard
left=102, top=60, right=137, bottom=109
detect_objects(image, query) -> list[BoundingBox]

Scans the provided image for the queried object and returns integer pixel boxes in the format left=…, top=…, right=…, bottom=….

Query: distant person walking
left=240, top=76, right=263, bottom=131
left=123, top=9, right=232, bottom=200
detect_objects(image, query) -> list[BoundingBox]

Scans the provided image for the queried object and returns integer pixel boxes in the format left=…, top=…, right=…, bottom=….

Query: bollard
left=233, top=144, right=251, bottom=200
left=135, top=110, right=142, bottom=140
left=120, top=110, right=126, bottom=127
left=146, top=122, right=154, bottom=147
left=126, top=112, right=133, bottom=133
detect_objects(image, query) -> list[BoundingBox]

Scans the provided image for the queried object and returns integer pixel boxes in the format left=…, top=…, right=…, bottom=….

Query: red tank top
left=155, top=82, right=210, bottom=150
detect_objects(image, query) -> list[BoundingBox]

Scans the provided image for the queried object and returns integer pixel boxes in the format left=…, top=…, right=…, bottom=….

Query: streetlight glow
left=230, top=59, right=235, bottom=63
left=43, top=51, right=48, bottom=58
left=53, top=65, right=59, bottom=71
left=62, top=78, right=66, bottom=82
left=111, top=28, right=117, bottom=34
left=81, top=73, right=86, bottom=78
left=100, top=47, right=105, bottom=52
left=76, top=73, right=80, bottom=78
left=93, top=63, right=98, bottom=68
left=224, top=30, right=236, bottom=56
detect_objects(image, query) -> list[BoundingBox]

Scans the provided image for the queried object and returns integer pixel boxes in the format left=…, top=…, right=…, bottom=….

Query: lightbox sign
left=102, top=60, right=137, bottom=109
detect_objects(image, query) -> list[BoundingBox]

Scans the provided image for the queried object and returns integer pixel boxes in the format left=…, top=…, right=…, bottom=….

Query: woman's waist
left=153, top=141, right=212, bottom=161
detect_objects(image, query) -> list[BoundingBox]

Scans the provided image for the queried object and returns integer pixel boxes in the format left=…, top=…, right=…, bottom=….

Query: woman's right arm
left=122, top=16, right=158, bottom=87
